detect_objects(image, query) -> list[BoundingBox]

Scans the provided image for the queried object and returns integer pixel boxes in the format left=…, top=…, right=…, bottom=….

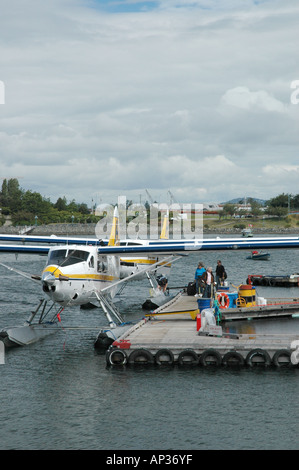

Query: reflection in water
left=223, top=316, right=299, bottom=336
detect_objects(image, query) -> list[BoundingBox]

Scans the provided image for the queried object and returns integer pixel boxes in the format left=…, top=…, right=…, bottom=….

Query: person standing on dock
left=202, top=267, right=215, bottom=298
left=215, top=260, right=226, bottom=289
left=194, top=262, right=206, bottom=295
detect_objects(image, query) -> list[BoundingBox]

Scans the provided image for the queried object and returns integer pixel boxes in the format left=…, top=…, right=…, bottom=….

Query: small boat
left=242, top=227, right=253, bottom=237
left=246, top=250, right=270, bottom=260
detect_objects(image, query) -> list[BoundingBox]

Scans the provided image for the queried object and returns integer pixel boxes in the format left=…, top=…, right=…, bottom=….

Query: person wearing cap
left=194, top=262, right=206, bottom=295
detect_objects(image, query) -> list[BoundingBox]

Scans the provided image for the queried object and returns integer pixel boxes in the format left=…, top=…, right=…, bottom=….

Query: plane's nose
left=42, top=272, right=56, bottom=285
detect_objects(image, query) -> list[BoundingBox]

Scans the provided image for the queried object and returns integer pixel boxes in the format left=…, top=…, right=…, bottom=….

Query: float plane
left=0, top=207, right=181, bottom=346
left=0, top=206, right=299, bottom=347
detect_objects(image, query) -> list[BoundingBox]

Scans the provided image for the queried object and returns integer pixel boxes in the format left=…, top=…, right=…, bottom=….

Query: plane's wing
left=0, top=235, right=299, bottom=255
left=0, top=234, right=100, bottom=246
left=97, top=236, right=299, bottom=254
left=0, top=244, right=50, bottom=254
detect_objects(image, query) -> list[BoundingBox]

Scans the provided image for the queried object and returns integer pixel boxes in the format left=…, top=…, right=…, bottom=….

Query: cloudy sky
left=1, top=0, right=299, bottom=207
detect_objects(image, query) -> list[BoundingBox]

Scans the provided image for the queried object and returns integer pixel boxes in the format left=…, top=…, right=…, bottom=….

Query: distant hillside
left=223, top=198, right=267, bottom=206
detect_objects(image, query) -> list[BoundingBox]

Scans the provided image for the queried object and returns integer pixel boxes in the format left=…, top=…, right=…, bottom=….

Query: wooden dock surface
left=106, top=292, right=299, bottom=367
left=108, top=316, right=299, bottom=366
left=147, top=292, right=200, bottom=319
left=117, top=317, right=298, bottom=353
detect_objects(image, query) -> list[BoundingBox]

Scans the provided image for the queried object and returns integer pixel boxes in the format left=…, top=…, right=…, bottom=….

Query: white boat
left=242, top=228, right=253, bottom=237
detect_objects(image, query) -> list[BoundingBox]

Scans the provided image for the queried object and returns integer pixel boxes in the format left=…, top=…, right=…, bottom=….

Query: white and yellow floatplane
left=1, top=207, right=299, bottom=348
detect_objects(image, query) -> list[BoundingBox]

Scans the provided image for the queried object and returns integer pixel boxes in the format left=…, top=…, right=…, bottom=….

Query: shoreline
left=1, top=223, right=299, bottom=237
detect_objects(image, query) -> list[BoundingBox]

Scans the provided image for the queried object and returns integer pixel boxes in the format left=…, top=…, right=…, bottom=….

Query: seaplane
left=0, top=207, right=182, bottom=347
left=0, top=205, right=299, bottom=348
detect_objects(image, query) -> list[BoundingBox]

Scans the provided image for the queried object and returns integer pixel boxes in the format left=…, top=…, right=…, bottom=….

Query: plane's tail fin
left=108, top=206, right=120, bottom=246
left=160, top=211, right=169, bottom=240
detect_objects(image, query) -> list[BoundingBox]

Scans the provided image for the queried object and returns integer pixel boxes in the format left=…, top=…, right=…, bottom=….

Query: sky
left=1, top=0, right=299, bottom=208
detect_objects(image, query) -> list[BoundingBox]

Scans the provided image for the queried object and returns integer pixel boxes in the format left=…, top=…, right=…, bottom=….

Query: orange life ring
left=217, top=292, right=230, bottom=309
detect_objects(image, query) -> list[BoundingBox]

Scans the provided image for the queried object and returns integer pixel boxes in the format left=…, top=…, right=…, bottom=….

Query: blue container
left=227, top=292, right=238, bottom=308
left=197, top=297, right=211, bottom=312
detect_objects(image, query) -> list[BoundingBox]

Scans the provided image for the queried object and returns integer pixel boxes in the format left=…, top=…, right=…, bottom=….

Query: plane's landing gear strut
left=95, top=292, right=124, bottom=328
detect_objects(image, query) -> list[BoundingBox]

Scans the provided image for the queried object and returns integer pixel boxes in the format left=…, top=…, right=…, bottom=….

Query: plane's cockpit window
left=48, top=249, right=67, bottom=265
left=48, top=249, right=89, bottom=266
left=63, top=250, right=89, bottom=266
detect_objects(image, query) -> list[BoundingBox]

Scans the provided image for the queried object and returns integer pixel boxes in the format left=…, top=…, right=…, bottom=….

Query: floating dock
left=247, top=273, right=299, bottom=287
left=146, top=291, right=299, bottom=322
left=105, top=292, right=299, bottom=368
left=218, top=297, right=299, bottom=321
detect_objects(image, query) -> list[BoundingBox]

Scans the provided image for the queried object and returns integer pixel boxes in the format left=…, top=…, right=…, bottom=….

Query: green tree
left=77, top=203, right=90, bottom=215
left=8, top=178, right=23, bottom=212
left=67, top=199, right=78, bottom=213
left=248, top=198, right=262, bottom=217
left=54, top=196, right=68, bottom=211
left=22, top=190, right=44, bottom=214
left=222, top=203, right=235, bottom=218
left=291, top=194, right=299, bottom=209
left=0, top=178, right=23, bottom=213
left=267, top=193, right=289, bottom=208
left=11, top=210, right=35, bottom=225
left=0, top=179, right=9, bottom=208
left=265, top=206, right=288, bottom=218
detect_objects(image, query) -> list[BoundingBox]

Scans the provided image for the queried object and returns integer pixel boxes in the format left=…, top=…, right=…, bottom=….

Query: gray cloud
left=1, top=0, right=299, bottom=206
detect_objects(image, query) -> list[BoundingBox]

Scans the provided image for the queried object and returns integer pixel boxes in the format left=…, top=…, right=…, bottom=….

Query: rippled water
left=0, top=239, right=299, bottom=450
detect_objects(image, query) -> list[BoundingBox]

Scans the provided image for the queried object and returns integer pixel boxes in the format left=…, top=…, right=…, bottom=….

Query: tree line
left=220, top=194, right=299, bottom=219
left=0, top=178, right=99, bottom=226
left=1, top=179, right=298, bottom=226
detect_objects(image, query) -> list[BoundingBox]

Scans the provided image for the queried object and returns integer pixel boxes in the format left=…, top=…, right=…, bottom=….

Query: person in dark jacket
left=194, top=262, right=205, bottom=295
left=215, top=260, right=226, bottom=289
left=201, top=267, right=215, bottom=298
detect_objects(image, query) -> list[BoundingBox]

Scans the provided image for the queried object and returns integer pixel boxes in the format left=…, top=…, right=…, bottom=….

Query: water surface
left=0, top=242, right=299, bottom=449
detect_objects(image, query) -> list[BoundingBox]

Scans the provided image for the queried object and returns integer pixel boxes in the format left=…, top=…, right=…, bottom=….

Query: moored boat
left=242, top=227, right=253, bottom=237
left=246, top=250, right=270, bottom=260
